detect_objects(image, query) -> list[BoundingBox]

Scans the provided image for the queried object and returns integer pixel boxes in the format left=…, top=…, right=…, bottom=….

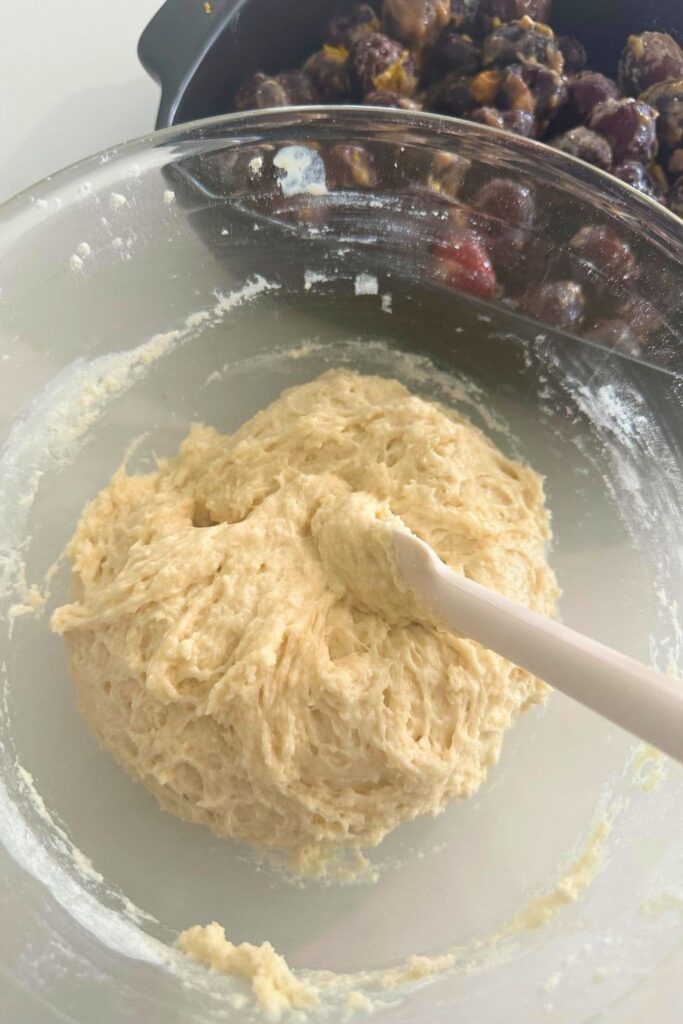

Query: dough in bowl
left=52, top=369, right=558, bottom=856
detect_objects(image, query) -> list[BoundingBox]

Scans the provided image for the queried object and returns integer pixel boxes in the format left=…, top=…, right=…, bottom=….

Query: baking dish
left=138, top=0, right=683, bottom=130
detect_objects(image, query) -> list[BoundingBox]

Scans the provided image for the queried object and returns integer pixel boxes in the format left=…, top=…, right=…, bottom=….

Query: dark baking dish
left=137, top=3, right=683, bottom=371
left=139, top=0, right=682, bottom=130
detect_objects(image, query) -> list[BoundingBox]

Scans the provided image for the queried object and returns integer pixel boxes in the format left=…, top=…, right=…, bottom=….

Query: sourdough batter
left=52, top=369, right=557, bottom=856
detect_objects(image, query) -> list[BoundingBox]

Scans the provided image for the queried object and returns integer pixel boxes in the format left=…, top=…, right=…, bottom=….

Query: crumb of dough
left=178, top=922, right=318, bottom=1018
left=639, top=889, right=683, bottom=919
left=354, top=273, right=378, bottom=296
left=378, top=951, right=457, bottom=988
left=9, top=584, right=46, bottom=619
left=289, top=841, right=378, bottom=883
left=632, top=744, right=665, bottom=793
left=51, top=369, right=557, bottom=855
left=346, top=990, right=375, bottom=1012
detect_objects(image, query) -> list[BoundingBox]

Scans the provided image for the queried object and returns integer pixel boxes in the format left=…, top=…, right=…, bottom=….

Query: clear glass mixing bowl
left=0, top=108, right=681, bottom=1024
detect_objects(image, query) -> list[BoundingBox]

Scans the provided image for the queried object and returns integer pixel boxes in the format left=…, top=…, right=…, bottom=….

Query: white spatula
left=393, top=529, right=683, bottom=764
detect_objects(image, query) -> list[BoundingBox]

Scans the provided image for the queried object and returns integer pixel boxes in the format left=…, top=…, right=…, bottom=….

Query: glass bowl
left=0, top=108, right=681, bottom=1024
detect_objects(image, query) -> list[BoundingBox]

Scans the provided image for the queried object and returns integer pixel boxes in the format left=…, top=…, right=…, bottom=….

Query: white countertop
left=0, top=0, right=160, bottom=204
left=0, top=2, right=680, bottom=1020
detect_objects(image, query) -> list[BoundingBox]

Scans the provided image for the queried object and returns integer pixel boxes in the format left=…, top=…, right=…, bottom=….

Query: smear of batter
left=495, top=820, right=612, bottom=939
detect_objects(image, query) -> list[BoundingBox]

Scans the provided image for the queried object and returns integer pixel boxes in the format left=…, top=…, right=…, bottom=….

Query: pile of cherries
left=233, top=1, right=683, bottom=215
left=230, top=2, right=682, bottom=360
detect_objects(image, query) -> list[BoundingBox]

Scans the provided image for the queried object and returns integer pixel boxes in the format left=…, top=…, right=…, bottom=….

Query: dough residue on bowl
left=177, top=922, right=318, bottom=1017
left=177, top=816, right=612, bottom=1017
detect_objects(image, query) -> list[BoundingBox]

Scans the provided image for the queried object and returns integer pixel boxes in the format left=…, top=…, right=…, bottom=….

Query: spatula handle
left=395, top=533, right=683, bottom=763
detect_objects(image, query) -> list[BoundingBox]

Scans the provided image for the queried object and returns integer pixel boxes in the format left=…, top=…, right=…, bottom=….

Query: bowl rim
left=0, top=105, right=681, bottom=246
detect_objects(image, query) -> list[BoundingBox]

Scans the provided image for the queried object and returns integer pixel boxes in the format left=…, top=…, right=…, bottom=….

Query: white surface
left=0, top=0, right=160, bottom=204
left=394, top=530, right=683, bottom=764
left=0, top=3, right=680, bottom=1020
